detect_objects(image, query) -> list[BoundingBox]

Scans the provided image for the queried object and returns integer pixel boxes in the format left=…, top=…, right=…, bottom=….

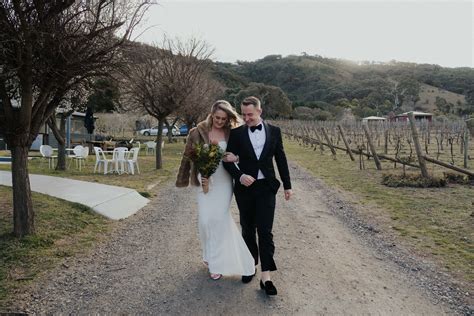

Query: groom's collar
left=246, top=119, right=264, bottom=129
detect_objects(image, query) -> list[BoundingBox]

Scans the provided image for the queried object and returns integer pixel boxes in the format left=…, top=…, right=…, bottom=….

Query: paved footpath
left=0, top=171, right=149, bottom=220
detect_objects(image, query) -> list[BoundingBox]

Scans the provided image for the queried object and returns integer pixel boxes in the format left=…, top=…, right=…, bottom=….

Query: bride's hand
left=223, top=152, right=239, bottom=163
left=201, top=177, right=209, bottom=186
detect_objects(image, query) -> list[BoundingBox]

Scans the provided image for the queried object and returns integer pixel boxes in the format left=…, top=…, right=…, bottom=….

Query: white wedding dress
left=196, top=141, right=255, bottom=276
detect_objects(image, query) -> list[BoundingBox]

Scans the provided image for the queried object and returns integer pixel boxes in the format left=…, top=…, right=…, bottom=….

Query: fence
left=274, top=114, right=473, bottom=178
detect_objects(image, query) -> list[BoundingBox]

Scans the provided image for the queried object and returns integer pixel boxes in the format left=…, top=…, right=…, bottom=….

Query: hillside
left=417, top=83, right=466, bottom=112
left=213, top=55, right=474, bottom=119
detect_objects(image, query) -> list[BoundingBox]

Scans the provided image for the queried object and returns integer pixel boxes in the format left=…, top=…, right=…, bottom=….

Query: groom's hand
left=240, top=174, right=255, bottom=187
left=284, top=189, right=292, bottom=201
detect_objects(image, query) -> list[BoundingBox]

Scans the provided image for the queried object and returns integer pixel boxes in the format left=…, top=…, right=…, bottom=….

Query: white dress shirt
left=248, top=122, right=266, bottom=179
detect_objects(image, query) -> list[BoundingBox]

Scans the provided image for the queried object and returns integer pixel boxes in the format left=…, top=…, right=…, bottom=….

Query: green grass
left=0, top=142, right=184, bottom=309
left=0, top=187, right=111, bottom=309
left=284, top=138, right=474, bottom=284
left=0, top=142, right=184, bottom=195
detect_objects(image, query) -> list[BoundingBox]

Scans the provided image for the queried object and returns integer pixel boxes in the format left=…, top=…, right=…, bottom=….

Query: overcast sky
left=137, top=0, right=473, bottom=68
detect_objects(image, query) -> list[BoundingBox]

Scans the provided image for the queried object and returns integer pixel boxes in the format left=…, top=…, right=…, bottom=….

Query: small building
left=31, top=111, right=97, bottom=150
left=391, top=111, right=433, bottom=122
left=362, top=116, right=386, bottom=124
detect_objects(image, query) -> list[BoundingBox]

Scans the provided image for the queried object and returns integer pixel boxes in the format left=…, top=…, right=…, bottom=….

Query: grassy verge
left=284, top=138, right=474, bottom=285
left=0, top=187, right=112, bottom=309
left=0, top=142, right=184, bottom=309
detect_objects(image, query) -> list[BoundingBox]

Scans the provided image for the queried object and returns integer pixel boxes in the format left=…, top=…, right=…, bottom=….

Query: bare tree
left=47, top=85, right=90, bottom=170
left=119, top=38, right=214, bottom=169
left=0, top=0, right=153, bottom=237
left=177, top=73, right=225, bottom=130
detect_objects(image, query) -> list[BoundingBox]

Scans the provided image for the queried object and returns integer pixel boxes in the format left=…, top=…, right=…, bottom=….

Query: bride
left=176, top=100, right=255, bottom=280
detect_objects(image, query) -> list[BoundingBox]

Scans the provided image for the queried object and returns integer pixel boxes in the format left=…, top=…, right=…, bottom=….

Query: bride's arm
left=223, top=152, right=238, bottom=163
left=223, top=132, right=243, bottom=179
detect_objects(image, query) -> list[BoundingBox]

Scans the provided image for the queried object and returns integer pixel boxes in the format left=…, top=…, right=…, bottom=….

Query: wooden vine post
left=313, top=128, right=325, bottom=153
left=408, top=112, right=429, bottom=178
left=362, top=124, right=382, bottom=170
left=337, top=125, right=355, bottom=161
left=464, top=127, right=469, bottom=169
left=321, top=127, right=337, bottom=156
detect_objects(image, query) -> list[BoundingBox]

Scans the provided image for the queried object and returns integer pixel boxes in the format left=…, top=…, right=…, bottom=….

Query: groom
left=224, top=96, right=292, bottom=296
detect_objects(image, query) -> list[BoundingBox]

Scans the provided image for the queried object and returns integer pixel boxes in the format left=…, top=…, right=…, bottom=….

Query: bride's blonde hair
left=206, top=100, right=242, bottom=129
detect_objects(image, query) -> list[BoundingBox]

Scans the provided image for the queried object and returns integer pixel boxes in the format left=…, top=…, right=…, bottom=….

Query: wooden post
left=464, top=128, right=469, bottom=169
left=337, top=125, right=355, bottom=161
left=362, top=124, right=382, bottom=170
left=423, top=155, right=474, bottom=178
left=384, top=129, right=388, bottom=154
left=312, top=127, right=324, bottom=153
left=321, top=127, right=337, bottom=156
left=408, top=112, right=429, bottom=178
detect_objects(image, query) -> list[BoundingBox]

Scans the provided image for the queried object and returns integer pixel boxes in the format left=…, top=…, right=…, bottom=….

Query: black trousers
left=235, top=179, right=277, bottom=272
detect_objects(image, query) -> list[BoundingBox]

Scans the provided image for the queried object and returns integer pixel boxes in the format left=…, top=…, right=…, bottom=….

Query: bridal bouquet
left=188, top=143, right=224, bottom=193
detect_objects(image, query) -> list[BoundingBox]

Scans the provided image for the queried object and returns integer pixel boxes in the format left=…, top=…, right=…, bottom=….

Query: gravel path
left=11, top=162, right=461, bottom=315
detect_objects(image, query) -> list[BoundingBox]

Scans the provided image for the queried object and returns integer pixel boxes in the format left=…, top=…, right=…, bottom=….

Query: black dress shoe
left=260, top=280, right=278, bottom=295
left=241, top=271, right=255, bottom=283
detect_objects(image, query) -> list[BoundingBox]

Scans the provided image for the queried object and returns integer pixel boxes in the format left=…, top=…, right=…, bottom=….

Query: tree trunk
left=155, top=119, right=164, bottom=169
left=57, top=117, right=67, bottom=170
left=48, top=115, right=68, bottom=170
left=11, top=146, right=35, bottom=237
left=164, top=121, right=173, bottom=143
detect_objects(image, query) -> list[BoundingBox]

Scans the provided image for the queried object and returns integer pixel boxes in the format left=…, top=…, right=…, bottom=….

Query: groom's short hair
left=241, top=96, right=261, bottom=109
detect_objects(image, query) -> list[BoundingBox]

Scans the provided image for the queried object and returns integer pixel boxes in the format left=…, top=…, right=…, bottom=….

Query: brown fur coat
left=175, top=120, right=230, bottom=187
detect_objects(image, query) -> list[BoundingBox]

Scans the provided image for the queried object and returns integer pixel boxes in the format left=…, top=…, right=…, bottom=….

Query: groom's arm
left=223, top=130, right=244, bottom=180
left=274, top=127, right=292, bottom=190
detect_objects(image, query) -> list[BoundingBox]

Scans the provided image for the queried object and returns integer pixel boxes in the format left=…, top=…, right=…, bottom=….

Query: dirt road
left=12, top=163, right=454, bottom=315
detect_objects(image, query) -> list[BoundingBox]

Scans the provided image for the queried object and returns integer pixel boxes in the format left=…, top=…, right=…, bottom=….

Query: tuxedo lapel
left=242, top=125, right=258, bottom=160
left=259, top=122, right=272, bottom=160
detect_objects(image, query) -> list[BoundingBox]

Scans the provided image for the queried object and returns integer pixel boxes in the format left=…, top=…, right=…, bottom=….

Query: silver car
left=139, top=126, right=180, bottom=136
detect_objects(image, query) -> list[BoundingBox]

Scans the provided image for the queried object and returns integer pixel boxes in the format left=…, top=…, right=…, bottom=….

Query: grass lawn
left=0, top=188, right=110, bottom=309
left=0, top=142, right=184, bottom=309
left=0, top=142, right=184, bottom=195
left=284, top=138, right=474, bottom=285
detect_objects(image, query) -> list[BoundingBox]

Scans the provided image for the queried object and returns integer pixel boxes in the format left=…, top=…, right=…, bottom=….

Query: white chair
left=71, top=145, right=87, bottom=171
left=93, top=147, right=114, bottom=174
left=126, top=147, right=140, bottom=175
left=113, top=147, right=128, bottom=174
left=39, top=145, right=57, bottom=169
left=144, top=141, right=156, bottom=155
left=67, top=145, right=82, bottom=166
left=134, top=141, right=141, bottom=153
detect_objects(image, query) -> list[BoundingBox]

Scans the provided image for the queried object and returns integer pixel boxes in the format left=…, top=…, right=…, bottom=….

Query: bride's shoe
left=210, top=273, right=222, bottom=280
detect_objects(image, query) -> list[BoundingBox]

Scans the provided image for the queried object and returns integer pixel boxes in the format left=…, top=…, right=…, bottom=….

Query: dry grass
left=284, top=138, right=474, bottom=285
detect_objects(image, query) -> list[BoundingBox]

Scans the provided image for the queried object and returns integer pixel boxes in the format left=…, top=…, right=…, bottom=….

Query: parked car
left=179, top=125, right=189, bottom=136
left=139, top=126, right=180, bottom=136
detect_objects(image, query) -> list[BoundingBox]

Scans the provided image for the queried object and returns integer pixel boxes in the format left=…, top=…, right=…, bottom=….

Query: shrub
left=382, top=173, right=447, bottom=188
left=443, top=172, right=473, bottom=185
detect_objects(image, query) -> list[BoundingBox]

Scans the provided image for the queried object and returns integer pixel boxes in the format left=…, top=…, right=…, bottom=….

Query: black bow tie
left=250, top=124, right=263, bottom=132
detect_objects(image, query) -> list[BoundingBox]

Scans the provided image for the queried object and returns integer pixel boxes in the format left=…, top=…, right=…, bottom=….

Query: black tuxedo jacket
left=223, top=122, right=291, bottom=194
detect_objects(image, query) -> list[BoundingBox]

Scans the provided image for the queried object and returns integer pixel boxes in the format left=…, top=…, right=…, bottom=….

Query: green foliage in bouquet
left=187, top=143, right=225, bottom=178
